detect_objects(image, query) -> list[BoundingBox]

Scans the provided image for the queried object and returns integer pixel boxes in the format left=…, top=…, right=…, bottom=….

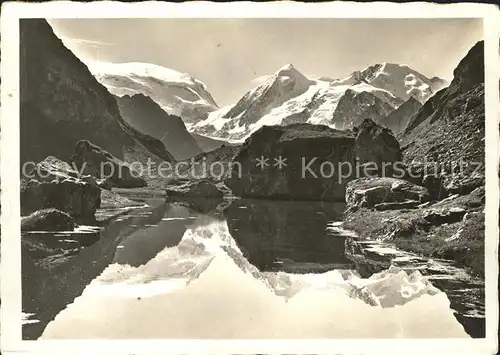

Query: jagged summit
left=273, top=63, right=311, bottom=84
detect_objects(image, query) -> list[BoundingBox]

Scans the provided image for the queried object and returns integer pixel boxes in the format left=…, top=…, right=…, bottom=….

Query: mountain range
left=189, top=62, right=447, bottom=140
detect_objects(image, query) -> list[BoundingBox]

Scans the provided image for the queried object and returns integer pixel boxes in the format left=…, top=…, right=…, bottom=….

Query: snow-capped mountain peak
left=89, top=61, right=219, bottom=124
left=191, top=61, right=448, bottom=140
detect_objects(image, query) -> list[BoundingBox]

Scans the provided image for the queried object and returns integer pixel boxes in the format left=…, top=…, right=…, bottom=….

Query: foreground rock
left=346, top=177, right=430, bottom=212
left=21, top=179, right=101, bottom=219
left=400, top=41, right=484, bottom=192
left=21, top=209, right=75, bottom=231
left=70, top=140, right=147, bottom=189
left=115, top=94, right=203, bottom=160
left=226, top=120, right=402, bottom=201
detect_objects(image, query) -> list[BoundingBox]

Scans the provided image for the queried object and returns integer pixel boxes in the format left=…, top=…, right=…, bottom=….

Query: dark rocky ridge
left=115, top=94, right=202, bottom=160
left=20, top=19, right=173, bottom=166
left=70, top=140, right=147, bottom=189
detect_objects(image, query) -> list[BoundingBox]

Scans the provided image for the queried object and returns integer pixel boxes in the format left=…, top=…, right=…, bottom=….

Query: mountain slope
left=91, top=62, right=219, bottom=124
left=115, top=94, right=202, bottom=161
left=20, top=19, right=174, bottom=166
left=332, top=63, right=448, bottom=104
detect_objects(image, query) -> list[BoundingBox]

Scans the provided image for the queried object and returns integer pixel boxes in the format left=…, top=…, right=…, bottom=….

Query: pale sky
left=48, top=18, right=483, bottom=106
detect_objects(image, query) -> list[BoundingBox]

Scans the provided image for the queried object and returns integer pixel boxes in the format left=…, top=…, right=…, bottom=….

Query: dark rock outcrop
left=70, top=140, right=147, bottom=188
left=345, top=177, right=430, bottom=212
left=354, top=119, right=402, bottom=176
left=226, top=124, right=357, bottom=201
left=166, top=179, right=224, bottom=198
left=384, top=97, right=422, bottom=135
left=224, top=199, right=348, bottom=272
left=226, top=121, right=402, bottom=201
left=115, top=94, right=202, bottom=160
left=21, top=208, right=75, bottom=231
left=21, top=178, right=101, bottom=218
left=20, top=19, right=173, bottom=167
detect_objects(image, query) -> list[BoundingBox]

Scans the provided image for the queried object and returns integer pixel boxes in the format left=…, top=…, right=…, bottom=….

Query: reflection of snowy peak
left=90, top=62, right=219, bottom=124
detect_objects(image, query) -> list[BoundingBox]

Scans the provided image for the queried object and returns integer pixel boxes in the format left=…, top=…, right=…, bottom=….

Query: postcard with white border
left=1, top=1, right=499, bottom=355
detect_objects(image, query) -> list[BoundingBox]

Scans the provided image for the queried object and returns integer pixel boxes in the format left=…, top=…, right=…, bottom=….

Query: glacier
left=191, top=62, right=446, bottom=140
left=40, top=217, right=469, bottom=339
left=89, top=61, right=219, bottom=124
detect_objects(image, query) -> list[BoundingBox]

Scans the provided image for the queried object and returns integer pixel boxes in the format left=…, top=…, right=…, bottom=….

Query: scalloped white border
left=1, top=2, right=499, bottom=354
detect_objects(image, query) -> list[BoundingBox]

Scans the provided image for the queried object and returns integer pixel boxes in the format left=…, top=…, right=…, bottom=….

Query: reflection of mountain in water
left=22, top=198, right=473, bottom=340
left=225, top=199, right=350, bottom=273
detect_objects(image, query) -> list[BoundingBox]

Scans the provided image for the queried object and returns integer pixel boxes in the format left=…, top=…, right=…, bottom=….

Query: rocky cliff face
left=401, top=41, right=484, bottom=172
left=20, top=19, right=172, bottom=166
left=384, top=97, right=422, bottom=135
left=115, top=94, right=202, bottom=160
left=225, top=120, right=402, bottom=201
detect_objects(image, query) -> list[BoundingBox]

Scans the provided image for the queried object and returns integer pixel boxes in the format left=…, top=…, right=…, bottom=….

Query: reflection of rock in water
left=224, top=199, right=350, bottom=272
left=22, top=200, right=169, bottom=340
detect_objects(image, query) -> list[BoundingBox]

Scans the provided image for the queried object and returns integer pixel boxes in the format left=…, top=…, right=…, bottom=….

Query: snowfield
left=89, top=62, right=219, bottom=124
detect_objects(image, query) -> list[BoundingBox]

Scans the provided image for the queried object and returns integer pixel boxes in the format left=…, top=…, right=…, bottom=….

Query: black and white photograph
left=0, top=2, right=499, bottom=354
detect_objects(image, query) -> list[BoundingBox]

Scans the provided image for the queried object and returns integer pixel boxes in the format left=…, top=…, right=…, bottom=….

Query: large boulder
left=166, top=179, right=224, bottom=198
left=346, top=177, right=430, bottom=212
left=226, top=121, right=402, bottom=201
left=20, top=19, right=174, bottom=167
left=224, top=199, right=348, bottom=272
left=21, top=178, right=101, bottom=218
left=21, top=208, right=75, bottom=231
left=70, top=140, right=147, bottom=189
